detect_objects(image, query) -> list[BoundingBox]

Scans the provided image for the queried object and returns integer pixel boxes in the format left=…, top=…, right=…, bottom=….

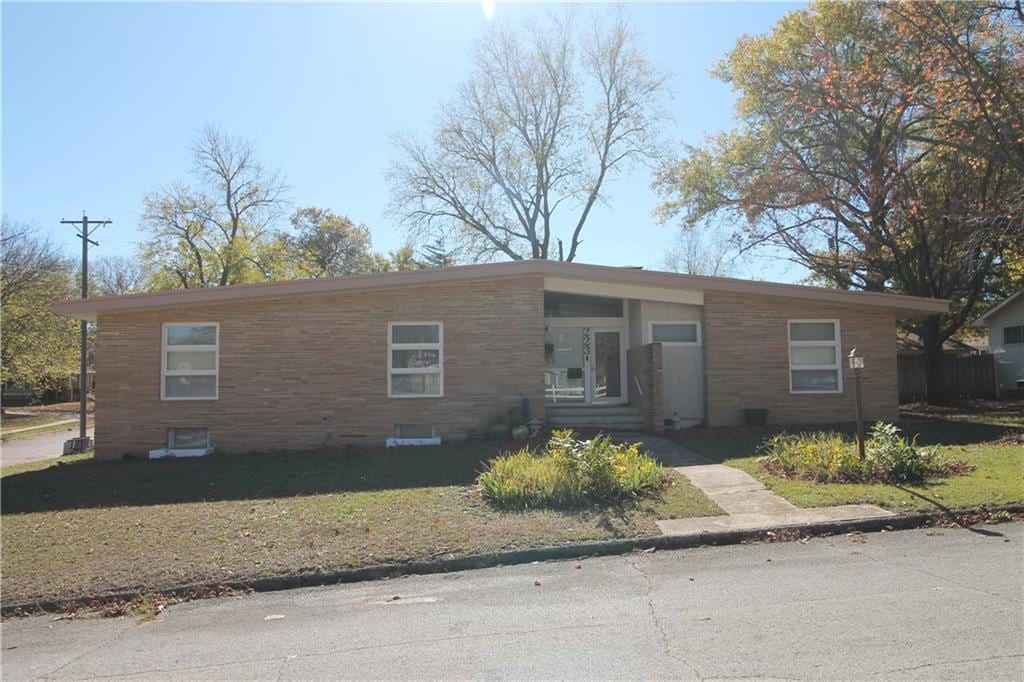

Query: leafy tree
left=139, top=125, right=289, bottom=289
left=367, top=244, right=422, bottom=273
left=390, top=11, right=666, bottom=262
left=655, top=0, right=1023, bottom=402
left=0, top=220, right=79, bottom=397
left=287, top=207, right=374, bottom=278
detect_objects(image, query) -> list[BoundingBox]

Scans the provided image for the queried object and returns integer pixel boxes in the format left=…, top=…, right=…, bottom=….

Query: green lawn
left=1, top=443, right=722, bottom=606
left=1, top=401, right=95, bottom=440
left=674, top=400, right=1024, bottom=513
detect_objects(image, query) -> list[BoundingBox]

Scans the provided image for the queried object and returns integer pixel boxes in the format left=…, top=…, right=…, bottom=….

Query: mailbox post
left=849, top=348, right=866, bottom=461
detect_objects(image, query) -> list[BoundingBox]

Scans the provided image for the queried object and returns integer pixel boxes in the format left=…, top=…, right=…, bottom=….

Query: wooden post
left=849, top=348, right=866, bottom=461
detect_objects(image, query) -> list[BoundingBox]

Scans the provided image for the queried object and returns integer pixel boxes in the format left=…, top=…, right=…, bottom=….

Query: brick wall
left=94, top=277, right=545, bottom=459
left=627, top=343, right=664, bottom=434
left=703, top=291, right=898, bottom=426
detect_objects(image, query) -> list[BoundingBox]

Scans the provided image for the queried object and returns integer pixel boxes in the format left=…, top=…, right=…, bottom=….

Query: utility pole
left=61, top=213, right=110, bottom=445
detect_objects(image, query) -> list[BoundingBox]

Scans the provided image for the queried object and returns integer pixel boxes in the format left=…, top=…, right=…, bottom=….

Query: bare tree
left=91, top=255, right=146, bottom=296
left=661, top=227, right=736, bottom=277
left=389, top=12, right=666, bottom=262
left=139, top=125, right=289, bottom=289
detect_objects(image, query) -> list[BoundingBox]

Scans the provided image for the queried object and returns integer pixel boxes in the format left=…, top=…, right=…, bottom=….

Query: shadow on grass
left=894, top=484, right=1005, bottom=537
left=1, top=443, right=508, bottom=515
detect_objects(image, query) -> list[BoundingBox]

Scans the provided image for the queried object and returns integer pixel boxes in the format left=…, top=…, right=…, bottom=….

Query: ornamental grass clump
left=478, top=430, right=665, bottom=508
left=758, top=422, right=973, bottom=484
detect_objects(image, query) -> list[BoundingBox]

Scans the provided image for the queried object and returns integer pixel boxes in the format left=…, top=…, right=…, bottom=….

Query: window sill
left=148, top=447, right=215, bottom=459
left=386, top=437, right=442, bottom=447
left=161, top=396, right=219, bottom=401
left=388, top=394, right=444, bottom=399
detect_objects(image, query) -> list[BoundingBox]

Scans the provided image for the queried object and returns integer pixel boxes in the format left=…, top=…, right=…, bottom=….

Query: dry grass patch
left=2, top=443, right=720, bottom=606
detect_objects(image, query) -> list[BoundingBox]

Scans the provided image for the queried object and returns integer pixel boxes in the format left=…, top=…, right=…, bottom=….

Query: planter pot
left=510, top=425, right=530, bottom=440
left=742, top=408, right=769, bottom=427
left=487, top=425, right=511, bottom=441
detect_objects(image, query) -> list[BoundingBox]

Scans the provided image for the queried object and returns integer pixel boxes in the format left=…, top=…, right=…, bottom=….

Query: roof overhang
left=52, top=260, right=950, bottom=321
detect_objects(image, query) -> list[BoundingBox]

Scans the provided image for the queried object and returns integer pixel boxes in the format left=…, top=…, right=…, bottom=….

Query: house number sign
left=582, top=327, right=591, bottom=364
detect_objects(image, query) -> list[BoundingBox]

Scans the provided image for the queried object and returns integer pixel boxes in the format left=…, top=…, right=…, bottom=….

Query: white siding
left=628, top=300, right=705, bottom=422
left=986, top=297, right=1024, bottom=390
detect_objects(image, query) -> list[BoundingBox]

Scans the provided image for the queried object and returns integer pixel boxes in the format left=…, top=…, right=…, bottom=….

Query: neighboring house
left=52, top=261, right=948, bottom=461
left=896, top=331, right=988, bottom=357
left=972, top=289, right=1024, bottom=395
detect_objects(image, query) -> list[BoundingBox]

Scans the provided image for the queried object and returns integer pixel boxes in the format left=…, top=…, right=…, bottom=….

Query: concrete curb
left=4, top=503, right=1021, bottom=617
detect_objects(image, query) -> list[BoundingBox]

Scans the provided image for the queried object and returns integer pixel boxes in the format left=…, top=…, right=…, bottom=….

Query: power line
left=60, top=213, right=111, bottom=446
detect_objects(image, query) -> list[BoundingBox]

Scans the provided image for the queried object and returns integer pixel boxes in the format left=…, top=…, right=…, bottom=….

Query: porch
left=541, top=285, right=706, bottom=433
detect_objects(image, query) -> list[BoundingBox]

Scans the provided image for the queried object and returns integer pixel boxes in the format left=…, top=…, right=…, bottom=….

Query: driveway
left=2, top=523, right=1020, bottom=680
left=0, top=426, right=95, bottom=467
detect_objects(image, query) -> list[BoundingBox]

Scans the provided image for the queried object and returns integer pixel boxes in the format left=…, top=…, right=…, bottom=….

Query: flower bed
left=758, top=423, right=973, bottom=484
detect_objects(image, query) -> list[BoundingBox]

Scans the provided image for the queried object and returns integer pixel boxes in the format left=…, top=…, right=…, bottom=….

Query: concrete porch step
left=546, top=404, right=645, bottom=430
left=547, top=417, right=645, bottom=430
left=546, top=405, right=641, bottom=417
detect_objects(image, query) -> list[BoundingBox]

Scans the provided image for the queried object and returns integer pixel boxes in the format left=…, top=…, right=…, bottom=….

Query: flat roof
left=52, top=260, right=949, bottom=321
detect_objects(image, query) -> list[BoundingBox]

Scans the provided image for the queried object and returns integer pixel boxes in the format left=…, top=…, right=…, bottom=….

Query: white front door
left=545, top=327, right=626, bottom=405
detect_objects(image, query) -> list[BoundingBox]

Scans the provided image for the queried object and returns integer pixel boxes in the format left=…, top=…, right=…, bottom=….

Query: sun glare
left=481, top=0, right=495, bottom=21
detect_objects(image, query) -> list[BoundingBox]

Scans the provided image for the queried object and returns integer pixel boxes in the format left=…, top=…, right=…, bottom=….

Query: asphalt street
left=0, top=426, right=94, bottom=466
left=2, top=523, right=1022, bottom=680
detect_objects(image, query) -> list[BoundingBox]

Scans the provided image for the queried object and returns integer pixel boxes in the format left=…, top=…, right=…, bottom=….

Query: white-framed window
left=162, top=323, right=219, bottom=400
left=649, top=321, right=701, bottom=346
left=167, top=427, right=210, bottom=449
left=788, top=319, right=842, bottom=394
left=388, top=322, right=443, bottom=398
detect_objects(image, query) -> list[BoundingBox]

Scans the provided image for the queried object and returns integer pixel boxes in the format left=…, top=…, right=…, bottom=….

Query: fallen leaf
left=264, top=614, right=285, bottom=621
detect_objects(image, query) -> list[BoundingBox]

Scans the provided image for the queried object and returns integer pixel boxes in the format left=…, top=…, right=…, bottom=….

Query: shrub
left=478, top=430, right=665, bottom=508
left=758, top=423, right=973, bottom=484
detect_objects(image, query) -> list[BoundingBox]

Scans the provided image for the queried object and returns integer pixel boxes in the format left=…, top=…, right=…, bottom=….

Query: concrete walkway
left=618, top=435, right=895, bottom=536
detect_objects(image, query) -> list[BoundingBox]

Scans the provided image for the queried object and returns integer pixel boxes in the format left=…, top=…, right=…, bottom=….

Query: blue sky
left=2, top=1, right=804, bottom=281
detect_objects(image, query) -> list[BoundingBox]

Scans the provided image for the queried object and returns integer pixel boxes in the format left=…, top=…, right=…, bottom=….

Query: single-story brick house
left=53, top=261, right=948, bottom=460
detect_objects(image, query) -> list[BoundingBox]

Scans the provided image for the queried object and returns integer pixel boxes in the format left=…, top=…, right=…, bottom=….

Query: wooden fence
left=898, top=353, right=997, bottom=403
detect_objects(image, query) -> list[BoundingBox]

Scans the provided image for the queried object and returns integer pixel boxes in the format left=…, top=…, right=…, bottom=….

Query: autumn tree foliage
left=656, top=0, right=1023, bottom=402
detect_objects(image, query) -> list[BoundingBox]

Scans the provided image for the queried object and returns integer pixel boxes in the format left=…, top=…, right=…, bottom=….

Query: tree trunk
left=920, top=314, right=948, bottom=404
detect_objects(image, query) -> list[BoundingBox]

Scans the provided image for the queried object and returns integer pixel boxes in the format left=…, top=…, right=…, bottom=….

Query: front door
left=591, top=329, right=624, bottom=403
left=544, top=328, right=586, bottom=403
left=544, top=328, right=625, bottom=404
